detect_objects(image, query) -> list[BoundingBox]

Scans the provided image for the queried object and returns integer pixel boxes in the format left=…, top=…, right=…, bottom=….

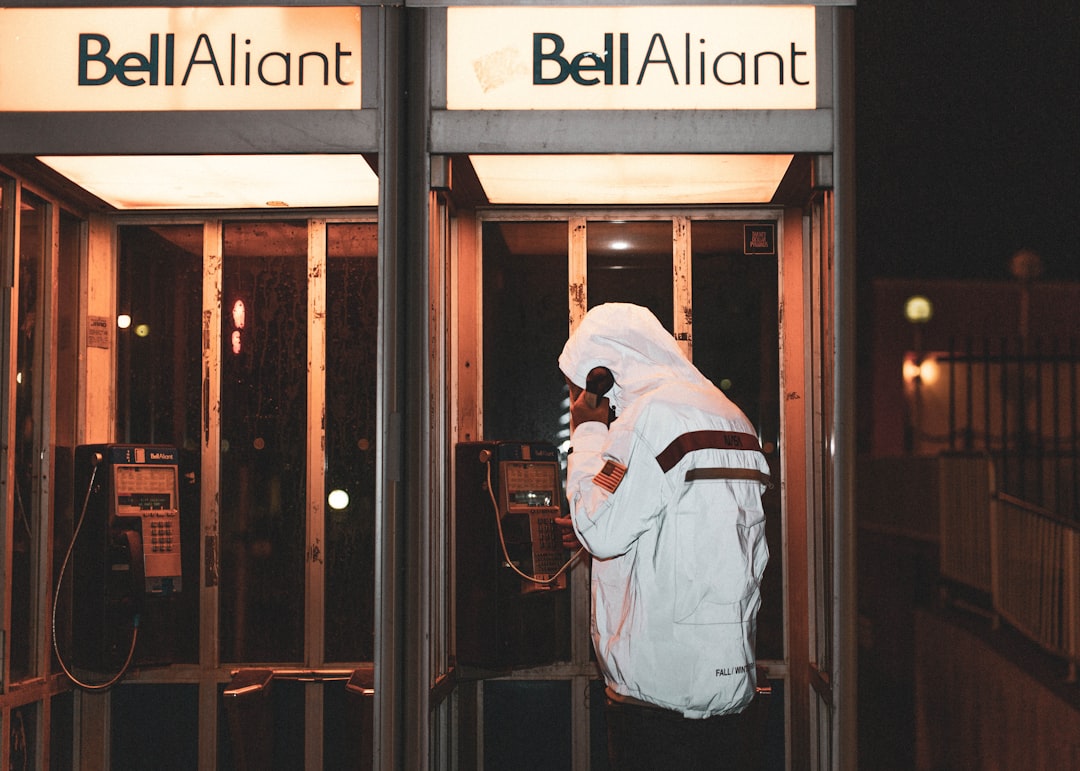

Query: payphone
left=58, top=444, right=184, bottom=683
left=454, top=441, right=573, bottom=673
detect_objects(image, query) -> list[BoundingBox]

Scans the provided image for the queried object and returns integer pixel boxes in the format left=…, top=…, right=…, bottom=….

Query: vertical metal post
left=1001, top=337, right=1009, bottom=495
left=375, top=6, right=407, bottom=769
left=0, top=174, right=17, bottom=702
left=199, top=219, right=223, bottom=771
left=566, top=214, right=591, bottom=771
left=1035, top=338, right=1044, bottom=506
left=972, top=336, right=980, bottom=451
left=1051, top=339, right=1061, bottom=509
left=948, top=336, right=956, bottom=452
left=672, top=216, right=692, bottom=360
left=1018, top=337, right=1027, bottom=500
left=1071, top=339, right=1078, bottom=518
left=983, top=338, right=992, bottom=454
left=831, top=7, right=858, bottom=770
left=306, top=219, right=328, bottom=767
left=379, top=4, right=437, bottom=769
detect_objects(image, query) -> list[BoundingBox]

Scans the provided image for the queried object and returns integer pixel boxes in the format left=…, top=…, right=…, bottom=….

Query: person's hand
left=569, top=387, right=611, bottom=430
left=554, top=516, right=582, bottom=551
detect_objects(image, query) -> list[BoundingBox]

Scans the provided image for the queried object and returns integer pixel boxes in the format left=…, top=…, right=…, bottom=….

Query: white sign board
left=447, top=5, right=817, bottom=111
left=0, top=7, right=362, bottom=111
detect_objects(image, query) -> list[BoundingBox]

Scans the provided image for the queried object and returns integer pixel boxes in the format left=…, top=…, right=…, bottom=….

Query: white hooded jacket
left=559, top=303, right=770, bottom=719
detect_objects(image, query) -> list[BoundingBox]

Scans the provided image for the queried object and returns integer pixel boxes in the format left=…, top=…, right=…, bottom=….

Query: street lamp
left=904, top=294, right=934, bottom=453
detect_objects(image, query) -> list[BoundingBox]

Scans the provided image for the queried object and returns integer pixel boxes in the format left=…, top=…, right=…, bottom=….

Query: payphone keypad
left=148, top=516, right=176, bottom=553
left=529, top=513, right=563, bottom=578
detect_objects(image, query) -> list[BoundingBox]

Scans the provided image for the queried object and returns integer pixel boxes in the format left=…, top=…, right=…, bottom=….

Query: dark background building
left=853, top=3, right=1080, bottom=767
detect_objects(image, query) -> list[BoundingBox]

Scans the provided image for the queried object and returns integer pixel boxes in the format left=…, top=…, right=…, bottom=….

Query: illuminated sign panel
left=0, top=7, right=362, bottom=111
left=447, top=6, right=817, bottom=111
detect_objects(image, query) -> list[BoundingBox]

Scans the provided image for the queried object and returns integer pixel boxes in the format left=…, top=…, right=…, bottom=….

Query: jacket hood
left=558, top=303, right=713, bottom=414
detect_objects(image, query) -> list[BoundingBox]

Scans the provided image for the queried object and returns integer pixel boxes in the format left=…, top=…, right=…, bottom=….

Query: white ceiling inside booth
left=37, top=153, right=792, bottom=209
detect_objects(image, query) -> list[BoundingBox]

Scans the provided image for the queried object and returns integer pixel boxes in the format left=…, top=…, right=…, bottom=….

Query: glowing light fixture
left=232, top=300, right=246, bottom=330
left=904, top=295, right=933, bottom=324
left=469, top=154, right=793, bottom=205
left=328, top=489, right=350, bottom=510
left=903, top=354, right=940, bottom=385
left=36, top=155, right=379, bottom=210
left=903, top=357, right=921, bottom=383
left=117, top=314, right=132, bottom=329
left=919, top=357, right=940, bottom=385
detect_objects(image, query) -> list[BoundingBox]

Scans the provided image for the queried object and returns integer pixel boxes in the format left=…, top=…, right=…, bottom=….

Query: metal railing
left=938, top=455, right=994, bottom=595
left=991, top=492, right=1080, bottom=681
left=913, top=336, right=1080, bottom=520
left=934, top=456, right=1080, bottom=681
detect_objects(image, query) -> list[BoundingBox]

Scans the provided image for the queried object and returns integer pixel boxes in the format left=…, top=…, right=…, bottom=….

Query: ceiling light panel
left=469, top=154, right=793, bottom=205
left=37, top=155, right=379, bottom=210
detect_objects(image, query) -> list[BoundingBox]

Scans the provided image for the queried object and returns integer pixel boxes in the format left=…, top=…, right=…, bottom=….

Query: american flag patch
left=593, top=459, right=628, bottom=494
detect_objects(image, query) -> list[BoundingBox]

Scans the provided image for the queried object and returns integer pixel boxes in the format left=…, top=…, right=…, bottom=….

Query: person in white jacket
left=556, top=303, right=770, bottom=770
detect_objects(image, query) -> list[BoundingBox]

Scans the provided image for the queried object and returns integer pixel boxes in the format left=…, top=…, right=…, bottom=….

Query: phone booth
left=422, top=4, right=857, bottom=769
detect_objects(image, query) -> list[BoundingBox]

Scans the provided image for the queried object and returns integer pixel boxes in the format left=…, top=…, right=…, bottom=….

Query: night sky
left=854, top=1, right=1080, bottom=281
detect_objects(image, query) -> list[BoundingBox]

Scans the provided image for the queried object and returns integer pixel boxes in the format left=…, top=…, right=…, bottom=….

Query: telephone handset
left=584, top=367, right=616, bottom=427
left=585, top=366, right=614, bottom=406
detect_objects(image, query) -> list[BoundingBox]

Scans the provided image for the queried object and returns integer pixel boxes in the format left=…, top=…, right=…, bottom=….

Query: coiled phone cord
left=483, top=452, right=583, bottom=585
left=51, top=455, right=140, bottom=691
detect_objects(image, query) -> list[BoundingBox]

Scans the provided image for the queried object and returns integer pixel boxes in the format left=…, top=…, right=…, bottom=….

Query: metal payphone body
left=71, top=443, right=183, bottom=671
left=454, top=441, right=571, bottom=674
